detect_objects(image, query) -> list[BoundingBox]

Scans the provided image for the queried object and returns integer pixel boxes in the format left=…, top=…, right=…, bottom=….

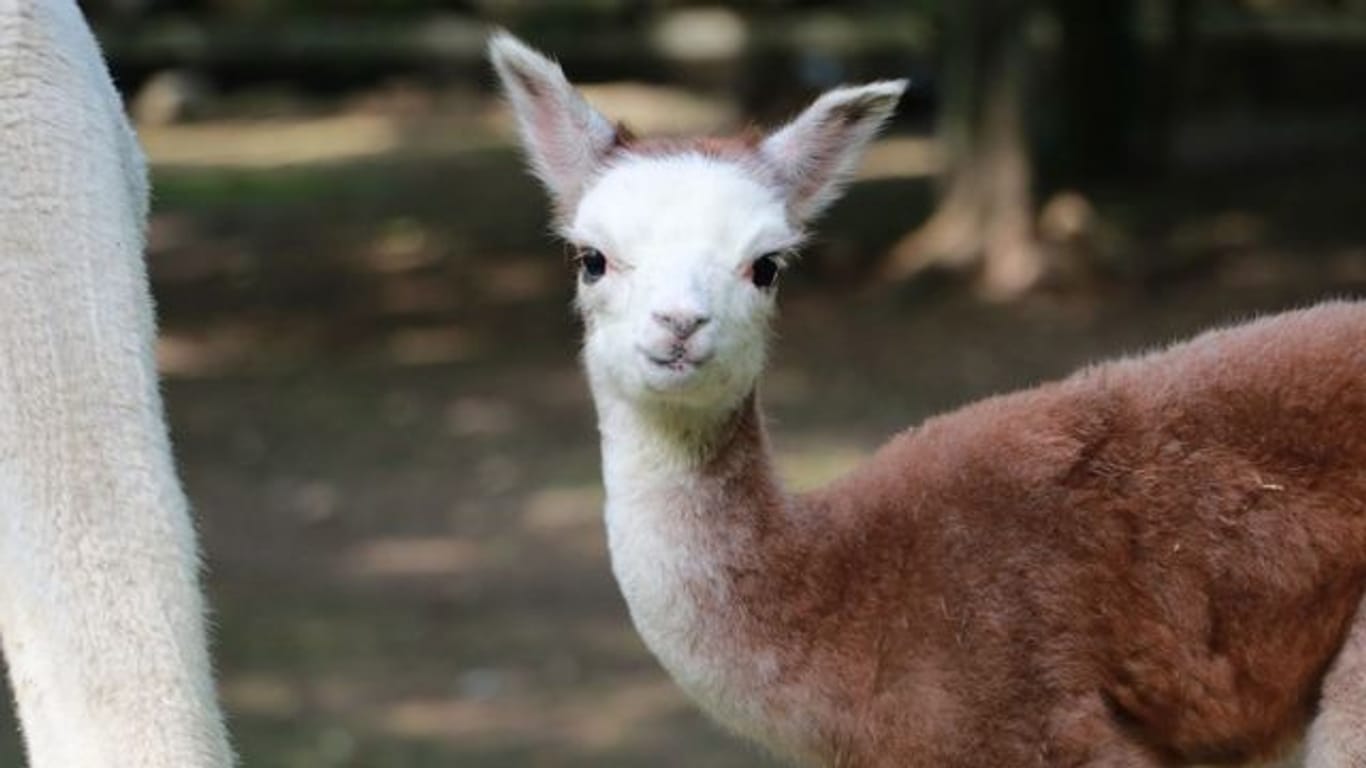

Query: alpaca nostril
left=653, top=311, right=711, bottom=339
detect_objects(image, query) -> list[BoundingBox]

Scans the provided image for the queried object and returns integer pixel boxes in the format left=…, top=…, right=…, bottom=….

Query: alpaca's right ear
left=488, top=31, right=620, bottom=212
left=761, top=80, right=906, bottom=221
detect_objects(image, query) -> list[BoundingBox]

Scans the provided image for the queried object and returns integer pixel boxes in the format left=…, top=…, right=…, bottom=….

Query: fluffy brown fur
left=679, top=301, right=1366, bottom=766
left=615, top=128, right=764, bottom=160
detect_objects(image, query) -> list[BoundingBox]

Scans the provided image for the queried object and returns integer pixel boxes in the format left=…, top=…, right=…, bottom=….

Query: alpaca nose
left=653, top=310, right=711, bottom=339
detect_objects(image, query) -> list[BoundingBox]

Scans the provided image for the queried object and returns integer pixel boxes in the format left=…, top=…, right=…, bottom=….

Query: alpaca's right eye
left=577, top=247, right=608, bottom=284
left=751, top=253, right=782, bottom=289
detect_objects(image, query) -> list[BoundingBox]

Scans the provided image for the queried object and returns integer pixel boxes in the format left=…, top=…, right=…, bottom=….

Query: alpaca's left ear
left=761, top=80, right=906, bottom=221
left=488, top=30, right=621, bottom=214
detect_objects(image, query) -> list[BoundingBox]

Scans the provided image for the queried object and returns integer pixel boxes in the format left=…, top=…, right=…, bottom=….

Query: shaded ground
left=0, top=98, right=1363, bottom=766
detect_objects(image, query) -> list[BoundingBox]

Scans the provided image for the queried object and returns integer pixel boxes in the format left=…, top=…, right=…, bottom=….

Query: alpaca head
left=489, top=32, right=904, bottom=415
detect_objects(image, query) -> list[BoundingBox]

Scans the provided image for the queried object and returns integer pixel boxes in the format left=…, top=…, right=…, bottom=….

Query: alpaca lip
left=641, top=348, right=712, bottom=371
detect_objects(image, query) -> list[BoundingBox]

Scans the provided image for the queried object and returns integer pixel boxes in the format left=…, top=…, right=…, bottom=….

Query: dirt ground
left=0, top=99, right=1363, bottom=766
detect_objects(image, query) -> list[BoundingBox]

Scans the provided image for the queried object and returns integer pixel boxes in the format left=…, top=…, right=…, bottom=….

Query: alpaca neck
left=598, top=391, right=784, bottom=587
left=597, top=391, right=781, bottom=575
left=596, top=390, right=818, bottom=753
left=598, top=390, right=778, bottom=519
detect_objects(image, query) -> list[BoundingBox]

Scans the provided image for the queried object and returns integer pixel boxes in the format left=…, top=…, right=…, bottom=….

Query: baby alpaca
left=0, top=1, right=232, bottom=765
left=490, top=32, right=1366, bottom=768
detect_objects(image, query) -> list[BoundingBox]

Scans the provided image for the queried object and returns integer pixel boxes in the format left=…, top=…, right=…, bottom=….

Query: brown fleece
left=597, top=129, right=786, bottom=195
left=615, top=128, right=764, bottom=160
left=678, top=301, right=1366, bottom=767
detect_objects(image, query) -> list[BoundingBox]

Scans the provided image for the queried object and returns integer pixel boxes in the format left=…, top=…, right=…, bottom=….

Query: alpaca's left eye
left=577, top=247, right=608, bottom=284
left=751, top=253, right=782, bottom=289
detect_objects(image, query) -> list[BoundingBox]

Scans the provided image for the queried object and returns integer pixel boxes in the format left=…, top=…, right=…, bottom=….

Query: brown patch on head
left=613, top=127, right=764, bottom=163
left=596, top=127, right=780, bottom=203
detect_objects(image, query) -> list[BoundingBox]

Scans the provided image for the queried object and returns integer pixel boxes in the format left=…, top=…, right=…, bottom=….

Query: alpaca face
left=568, top=155, right=793, bottom=409
left=488, top=30, right=905, bottom=411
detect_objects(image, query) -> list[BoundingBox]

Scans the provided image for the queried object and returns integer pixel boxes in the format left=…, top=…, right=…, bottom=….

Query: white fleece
left=0, top=1, right=233, bottom=764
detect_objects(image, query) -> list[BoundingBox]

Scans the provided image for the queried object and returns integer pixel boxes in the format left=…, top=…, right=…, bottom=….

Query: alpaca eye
left=578, top=247, right=608, bottom=284
left=751, top=253, right=782, bottom=289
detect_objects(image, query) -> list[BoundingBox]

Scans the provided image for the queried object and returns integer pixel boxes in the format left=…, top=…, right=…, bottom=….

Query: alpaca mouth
left=642, top=348, right=713, bottom=372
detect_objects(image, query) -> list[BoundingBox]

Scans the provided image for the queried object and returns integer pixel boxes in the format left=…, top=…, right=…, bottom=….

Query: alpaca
left=490, top=32, right=1366, bottom=767
left=0, top=1, right=233, bottom=765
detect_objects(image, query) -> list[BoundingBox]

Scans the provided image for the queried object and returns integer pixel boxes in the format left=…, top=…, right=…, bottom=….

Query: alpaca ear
left=761, top=80, right=907, bottom=221
left=488, top=31, right=622, bottom=213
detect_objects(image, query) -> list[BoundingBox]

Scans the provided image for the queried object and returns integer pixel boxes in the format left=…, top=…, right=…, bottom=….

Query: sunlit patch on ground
left=348, top=536, right=487, bottom=579
left=141, top=115, right=408, bottom=168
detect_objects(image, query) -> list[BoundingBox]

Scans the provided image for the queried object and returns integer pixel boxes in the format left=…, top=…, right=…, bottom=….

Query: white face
left=567, top=155, right=799, bottom=410
left=488, top=31, right=905, bottom=414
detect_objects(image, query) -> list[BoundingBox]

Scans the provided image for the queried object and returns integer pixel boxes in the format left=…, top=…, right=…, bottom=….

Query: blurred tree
left=881, top=0, right=1206, bottom=297
left=1053, top=0, right=1141, bottom=181
left=881, top=0, right=1043, bottom=299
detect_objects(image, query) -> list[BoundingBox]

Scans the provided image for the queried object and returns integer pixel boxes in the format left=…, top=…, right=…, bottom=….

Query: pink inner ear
left=507, top=74, right=621, bottom=214
left=761, top=125, right=849, bottom=217
left=760, top=89, right=902, bottom=220
left=530, top=101, right=569, bottom=168
left=787, top=132, right=844, bottom=205
left=505, top=65, right=544, bottom=100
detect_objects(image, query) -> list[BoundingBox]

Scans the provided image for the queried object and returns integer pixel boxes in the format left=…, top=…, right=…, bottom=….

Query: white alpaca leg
left=0, top=1, right=232, bottom=765
left=1305, top=598, right=1366, bottom=767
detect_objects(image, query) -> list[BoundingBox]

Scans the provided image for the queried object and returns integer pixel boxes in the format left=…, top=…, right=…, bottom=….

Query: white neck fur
left=593, top=388, right=829, bottom=764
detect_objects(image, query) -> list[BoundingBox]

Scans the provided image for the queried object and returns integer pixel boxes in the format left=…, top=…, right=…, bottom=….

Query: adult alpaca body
left=490, top=32, right=1366, bottom=768
left=0, top=1, right=232, bottom=765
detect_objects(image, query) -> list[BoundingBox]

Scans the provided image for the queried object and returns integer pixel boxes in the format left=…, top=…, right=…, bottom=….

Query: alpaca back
left=795, top=301, right=1366, bottom=763
left=1067, top=302, right=1366, bottom=755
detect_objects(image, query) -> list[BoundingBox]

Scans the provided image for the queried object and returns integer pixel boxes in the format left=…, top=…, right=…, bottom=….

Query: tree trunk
left=882, top=0, right=1044, bottom=300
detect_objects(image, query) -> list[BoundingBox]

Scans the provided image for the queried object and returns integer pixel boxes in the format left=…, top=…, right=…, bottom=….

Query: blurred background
left=4, top=0, right=1364, bottom=765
